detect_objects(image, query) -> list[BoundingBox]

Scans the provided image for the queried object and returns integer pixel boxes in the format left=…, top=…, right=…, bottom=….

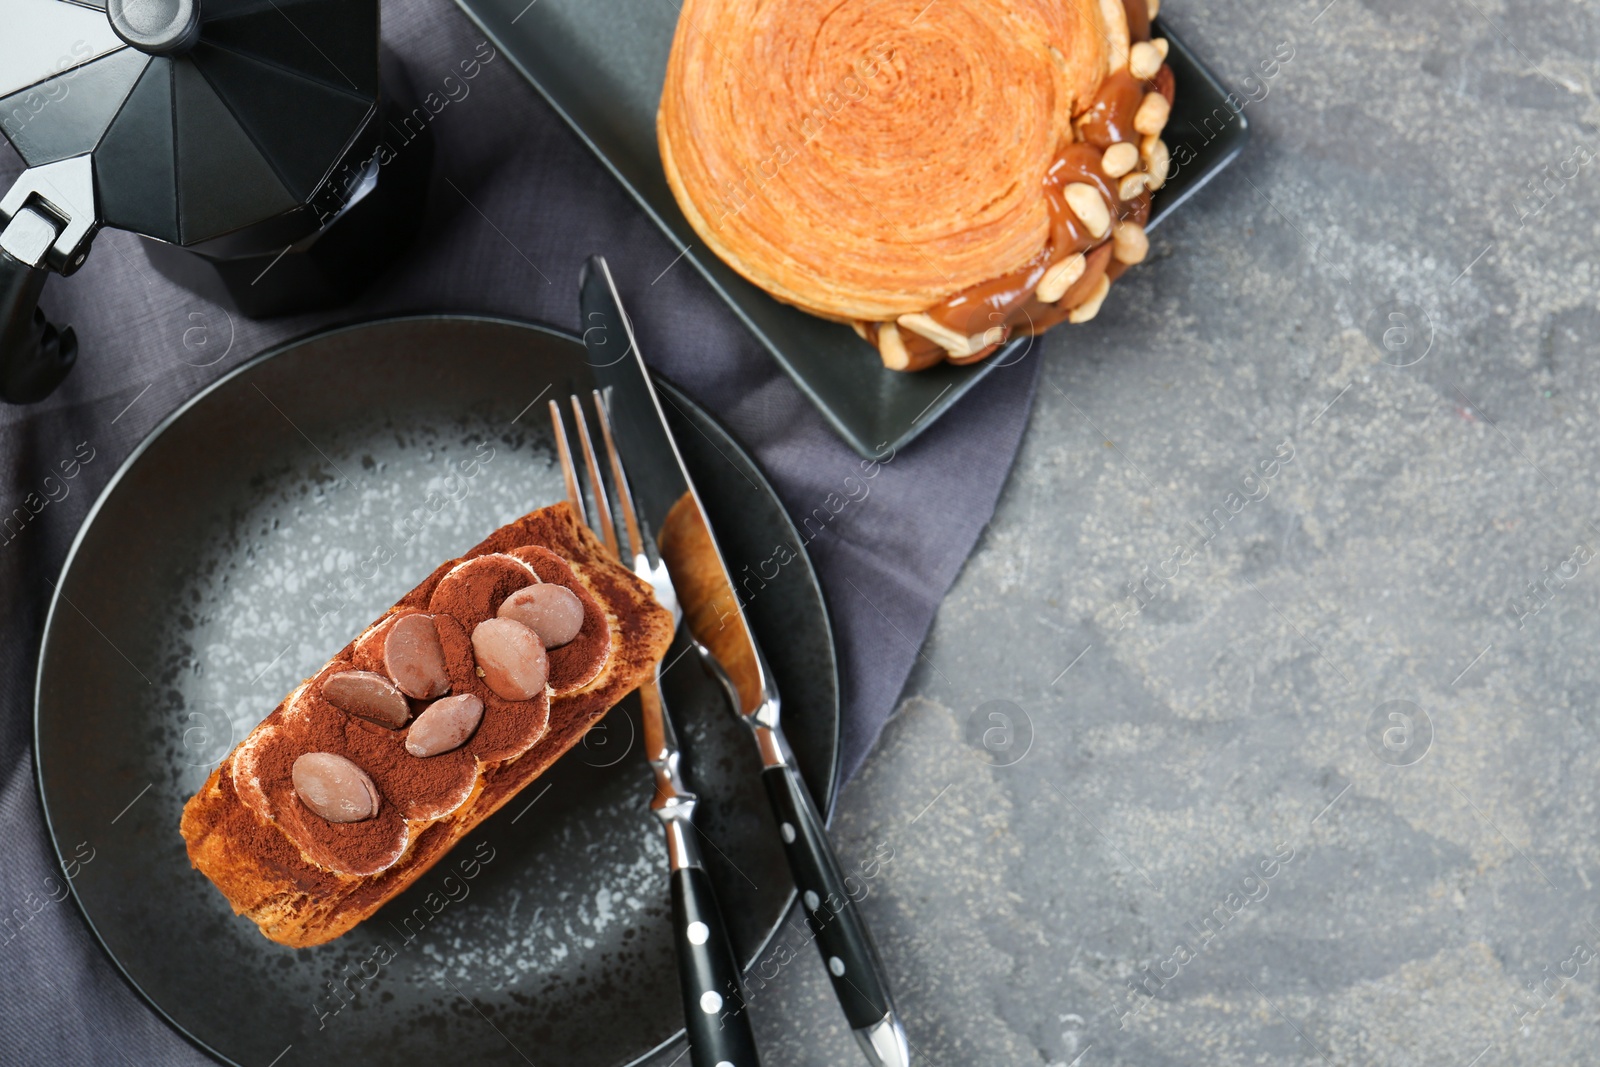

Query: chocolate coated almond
left=405, top=693, right=485, bottom=757
left=498, top=584, right=585, bottom=648
left=322, top=670, right=410, bottom=727
left=384, top=614, right=450, bottom=698
left=292, top=752, right=380, bottom=822
left=471, top=618, right=548, bottom=700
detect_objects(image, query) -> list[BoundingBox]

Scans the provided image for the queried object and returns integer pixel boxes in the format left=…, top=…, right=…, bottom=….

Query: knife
left=581, top=255, right=910, bottom=1067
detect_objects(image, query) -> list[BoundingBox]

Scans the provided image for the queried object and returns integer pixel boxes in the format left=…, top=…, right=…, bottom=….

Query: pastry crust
left=659, top=0, right=1119, bottom=321
left=180, top=503, right=675, bottom=947
left=659, top=0, right=1173, bottom=369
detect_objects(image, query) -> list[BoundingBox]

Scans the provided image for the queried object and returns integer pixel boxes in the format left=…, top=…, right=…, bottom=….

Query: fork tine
left=548, top=399, right=588, bottom=531
left=591, top=388, right=645, bottom=564
left=569, top=395, right=620, bottom=559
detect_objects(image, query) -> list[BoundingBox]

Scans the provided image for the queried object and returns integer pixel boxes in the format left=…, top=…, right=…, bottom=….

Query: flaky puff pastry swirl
left=658, top=0, right=1131, bottom=330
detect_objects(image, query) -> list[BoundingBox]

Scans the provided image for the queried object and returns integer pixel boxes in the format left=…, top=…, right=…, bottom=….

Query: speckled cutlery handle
left=761, top=763, right=896, bottom=1030
left=672, top=864, right=762, bottom=1067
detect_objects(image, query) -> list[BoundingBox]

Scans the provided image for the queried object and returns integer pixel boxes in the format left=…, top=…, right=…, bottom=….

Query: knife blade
left=581, top=255, right=910, bottom=1067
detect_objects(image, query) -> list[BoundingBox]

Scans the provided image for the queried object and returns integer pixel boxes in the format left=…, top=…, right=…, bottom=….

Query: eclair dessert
left=658, top=0, right=1175, bottom=370
left=180, top=504, right=674, bottom=947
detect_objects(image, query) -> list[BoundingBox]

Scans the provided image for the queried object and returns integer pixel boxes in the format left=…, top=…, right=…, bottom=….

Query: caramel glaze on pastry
left=180, top=504, right=674, bottom=947
left=658, top=0, right=1175, bottom=370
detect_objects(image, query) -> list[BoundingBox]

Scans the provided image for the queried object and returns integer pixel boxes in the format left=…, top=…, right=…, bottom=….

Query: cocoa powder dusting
left=508, top=545, right=612, bottom=692
left=213, top=539, right=606, bottom=877
left=181, top=504, right=667, bottom=938
left=433, top=613, right=552, bottom=763
left=427, top=554, right=541, bottom=620
left=290, top=659, right=481, bottom=822
left=245, top=695, right=410, bottom=876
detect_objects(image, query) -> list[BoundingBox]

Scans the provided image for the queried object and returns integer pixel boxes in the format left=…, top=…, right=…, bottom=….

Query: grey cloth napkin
left=0, top=0, right=1038, bottom=1060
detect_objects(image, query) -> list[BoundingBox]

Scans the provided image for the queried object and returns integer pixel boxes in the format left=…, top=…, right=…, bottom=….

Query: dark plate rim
left=33, top=312, right=842, bottom=1067
left=447, top=3, right=1249, bottom=457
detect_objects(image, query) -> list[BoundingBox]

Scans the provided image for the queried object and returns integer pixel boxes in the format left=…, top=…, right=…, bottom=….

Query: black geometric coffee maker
left=0, top=0, right=432, bottom=402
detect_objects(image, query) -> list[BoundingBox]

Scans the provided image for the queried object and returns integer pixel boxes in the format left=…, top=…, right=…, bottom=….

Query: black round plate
left=35, top=316, right=838, bottom=1067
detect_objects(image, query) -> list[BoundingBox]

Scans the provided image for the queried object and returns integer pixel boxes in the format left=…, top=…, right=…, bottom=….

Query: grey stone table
left=749, top=0, right=1600, bottom=1063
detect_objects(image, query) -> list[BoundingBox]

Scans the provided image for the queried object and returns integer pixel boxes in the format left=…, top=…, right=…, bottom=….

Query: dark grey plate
left=35, top=316, right=839, bottom=1067
left=451, top=0, right=1249, bottom=456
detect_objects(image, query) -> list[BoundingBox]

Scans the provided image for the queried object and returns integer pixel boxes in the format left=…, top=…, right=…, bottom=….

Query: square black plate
left=453, top=0, right=1250, bottom=456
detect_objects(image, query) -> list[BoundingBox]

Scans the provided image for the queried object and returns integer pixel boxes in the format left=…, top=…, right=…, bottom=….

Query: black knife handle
left=761, top=763, right=896, bottom=1028
left=672, top=864, right=762, bottom=1067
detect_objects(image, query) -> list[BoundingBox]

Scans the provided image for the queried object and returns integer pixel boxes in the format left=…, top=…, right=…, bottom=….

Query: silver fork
left=550, top=392, right=762, bottom=1067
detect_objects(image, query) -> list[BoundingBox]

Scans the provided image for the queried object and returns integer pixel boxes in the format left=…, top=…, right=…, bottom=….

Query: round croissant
left=659, top=0, right=1171, bottom=368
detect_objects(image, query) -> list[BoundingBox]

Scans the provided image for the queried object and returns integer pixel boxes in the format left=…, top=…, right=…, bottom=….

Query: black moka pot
left=0, top=0, right=433, bottom=403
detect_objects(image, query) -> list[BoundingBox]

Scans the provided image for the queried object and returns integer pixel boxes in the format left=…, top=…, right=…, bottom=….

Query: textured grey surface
left=748, top=0, right=1600, bottom=1063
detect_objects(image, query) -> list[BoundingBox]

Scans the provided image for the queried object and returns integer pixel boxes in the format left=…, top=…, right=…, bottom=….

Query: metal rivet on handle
left=700, top=990, right=723, bottom=1013
left=828, top=956, right=846, bottom=976
left=687, top=921, right=709, bottom=945
left=804, top=891, right=820, bottom=911
left=781, top=822, right=796, bottom=843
